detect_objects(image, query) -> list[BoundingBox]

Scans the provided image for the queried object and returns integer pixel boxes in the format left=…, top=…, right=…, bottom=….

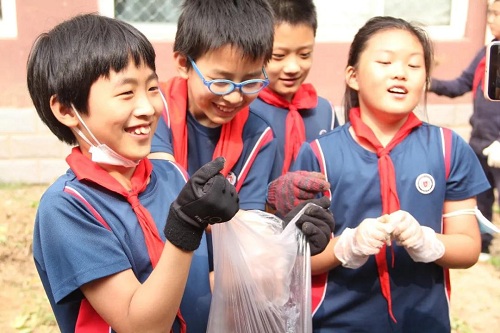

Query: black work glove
left=283, top=196, right=334, bottom=256
left=164, top=157, right=239, bottom=251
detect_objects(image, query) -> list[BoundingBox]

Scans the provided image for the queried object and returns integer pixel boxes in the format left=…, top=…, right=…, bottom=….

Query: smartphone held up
left=485, top=41, right=500, bottom=101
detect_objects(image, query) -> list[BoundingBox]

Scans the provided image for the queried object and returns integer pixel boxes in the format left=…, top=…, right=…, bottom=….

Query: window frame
left=314, top=0, right=469, bottom=42
left=98, top=0, right=178, bottom=41
left=99, top=0, right=469, bottom=43
left=0, top=0, right=18, bottom=39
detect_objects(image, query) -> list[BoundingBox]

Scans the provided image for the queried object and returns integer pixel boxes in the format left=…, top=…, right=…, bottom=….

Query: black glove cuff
left=164, top=206, right=205, bottom=252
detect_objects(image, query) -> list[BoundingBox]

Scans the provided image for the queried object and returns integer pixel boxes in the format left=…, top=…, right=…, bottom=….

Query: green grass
left=0, top=183, right=28, bottom=190
left=12, top=291, right=57, bottom=332
left=489, top=255, right=500, bottom=270
left=0, top=182, right=49, bottom=190
left=451, top=316, right=474, bottom=333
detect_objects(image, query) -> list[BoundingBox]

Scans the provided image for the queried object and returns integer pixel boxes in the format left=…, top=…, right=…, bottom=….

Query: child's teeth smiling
left=216, top=104, right=236, bottom=113
left=389, top=87, right=407, bottom=94
left=131, top=126, right=150, bottom=135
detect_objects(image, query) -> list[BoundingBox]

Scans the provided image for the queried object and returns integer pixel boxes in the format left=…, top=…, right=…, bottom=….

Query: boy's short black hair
left=268, top=0, right=317, bottom=35
left=27, top=13, right=156, bottom=145
left=174, top=0, right=274, bottom=64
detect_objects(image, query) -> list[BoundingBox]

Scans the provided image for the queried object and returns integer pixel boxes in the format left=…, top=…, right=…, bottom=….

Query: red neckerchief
left=349, top=108, right=422, bottom=323
left=472, top=56, right=486, bottom=98
left=66, top=147, right=187, bottom=332
left=258, top=84, right=317, bottom=174
left=160, top=77, right=249, bottom=176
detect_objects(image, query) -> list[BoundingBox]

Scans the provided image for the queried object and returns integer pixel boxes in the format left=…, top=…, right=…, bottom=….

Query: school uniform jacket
left=292, top=123, right=489, bottom=333
left=32, top=159, right=209, bottom=333
left=151, top=108, right=278, bottom=211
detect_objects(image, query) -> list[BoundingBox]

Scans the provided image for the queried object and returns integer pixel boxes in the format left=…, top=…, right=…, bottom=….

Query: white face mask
left=72, top=105, right=139, bottom=167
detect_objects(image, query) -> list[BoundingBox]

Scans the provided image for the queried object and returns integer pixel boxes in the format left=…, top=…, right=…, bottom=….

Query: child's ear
left=173, top=51, right=189, bottom=79
left=49, top=95, right=79, bottom=127
left=345, top=66, right=359, bottom=91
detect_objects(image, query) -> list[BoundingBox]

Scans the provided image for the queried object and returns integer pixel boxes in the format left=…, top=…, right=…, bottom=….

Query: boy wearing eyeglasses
left=149, top=1, right=335, bottom=331
left=149, top=0, right=277, bottom=331
left=150, top=0, right=277, bottom=210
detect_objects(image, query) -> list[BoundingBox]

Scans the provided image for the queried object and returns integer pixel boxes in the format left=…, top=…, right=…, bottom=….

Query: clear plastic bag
left=207, top=205, right=312, bottom=333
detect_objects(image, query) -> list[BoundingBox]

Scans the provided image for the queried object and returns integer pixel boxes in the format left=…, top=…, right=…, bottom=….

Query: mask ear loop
left=71, top=104, right=102, bottom=147
left=442, top=208, right=477, bottom=218
left=159, top=89, right=170, bottom=125
left=443, top=207, right=500, bottom=234
left=73, top=127, right=94, bottom=148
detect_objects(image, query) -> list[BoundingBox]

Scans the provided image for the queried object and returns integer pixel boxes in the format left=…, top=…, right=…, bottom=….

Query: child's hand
left=164, top=157, right=240, bottom=251
left=389, top=210, right=424, bottom=248
left=334, top=217, right=391, bottom=269
left=482, top=140, right=500, bottom=168
left=388, top=210, right=445, bottom=263
left=267, top=171, right=330, bottom=216
left=283, top=196, right=334, bottom=256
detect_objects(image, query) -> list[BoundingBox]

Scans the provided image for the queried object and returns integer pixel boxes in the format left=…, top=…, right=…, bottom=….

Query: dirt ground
left=0, top=184, right=499, bottom=333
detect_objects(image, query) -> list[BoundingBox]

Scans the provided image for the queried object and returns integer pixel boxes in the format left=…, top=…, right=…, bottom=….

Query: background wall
left=0, top=0, right=486, bottom=183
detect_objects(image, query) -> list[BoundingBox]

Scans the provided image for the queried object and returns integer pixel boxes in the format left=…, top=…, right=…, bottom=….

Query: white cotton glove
left=334, top=218, right=393, bottom=269
left=388, top=210, right=445, bottom=263
left=482, top=141, right=500, bottom=168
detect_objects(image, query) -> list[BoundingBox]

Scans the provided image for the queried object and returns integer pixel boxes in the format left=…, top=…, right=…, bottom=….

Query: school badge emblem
left=415, top=173, right=435, bottom=194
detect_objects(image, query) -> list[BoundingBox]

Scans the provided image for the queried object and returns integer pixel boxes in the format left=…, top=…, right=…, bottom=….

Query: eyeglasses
left=188, top=57, right=269, bottom=95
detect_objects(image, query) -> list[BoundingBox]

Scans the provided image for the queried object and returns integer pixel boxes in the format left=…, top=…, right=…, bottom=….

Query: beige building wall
left=0, top=104, right=474, bottom=184
left=0, top=0, right=486, bottom=183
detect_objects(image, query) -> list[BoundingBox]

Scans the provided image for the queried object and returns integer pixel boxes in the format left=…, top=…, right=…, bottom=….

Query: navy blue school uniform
left=32, top=158, right=209, bottom=333
left=152, top=109, right=277, bottom=211
left=292, top=123, right=489, bottom=333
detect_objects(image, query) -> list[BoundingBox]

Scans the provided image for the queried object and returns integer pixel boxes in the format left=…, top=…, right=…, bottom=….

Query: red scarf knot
left=127, top=194, right=141, bottom=209
left=258, top=84, right=317, bottom=174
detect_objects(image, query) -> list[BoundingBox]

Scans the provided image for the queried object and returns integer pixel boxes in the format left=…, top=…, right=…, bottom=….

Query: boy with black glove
left=28, top=14, right=239, bottom=332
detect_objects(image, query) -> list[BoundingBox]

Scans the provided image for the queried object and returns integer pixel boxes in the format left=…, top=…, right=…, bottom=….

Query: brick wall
left=0, top=107, right=71, bottom=184
left=426, top=104, right=473, bottom=141
left=0, top=0, right=482, bottom=184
